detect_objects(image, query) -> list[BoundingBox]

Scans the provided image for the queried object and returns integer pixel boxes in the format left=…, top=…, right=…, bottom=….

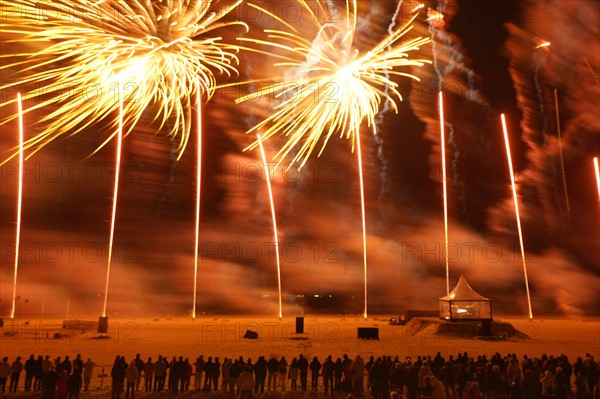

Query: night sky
left=0, top=0, right=599, bottom=317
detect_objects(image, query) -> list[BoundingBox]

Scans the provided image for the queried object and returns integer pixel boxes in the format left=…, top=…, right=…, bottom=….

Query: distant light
left=457, top=308, right=468, bottom=314
left=314, top=294, right=320, bottom=298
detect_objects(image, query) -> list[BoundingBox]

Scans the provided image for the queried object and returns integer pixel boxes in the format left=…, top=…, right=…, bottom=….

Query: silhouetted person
left=289, top=358, right=299, bottom=391
left=67, top=369, right=82, bottom=399
left=9, top=355, right=23, bottom=393
left=125, top=361, right=138, bottom=399
left=153, top=356, right=166, bottom=392
left=239, top=366, right=255, bottom=399
left=0, top=357, right=10, bottom=393
left=24, top=354, right=36, bottom=391
left=323, top=356, right=334, bottom=395
left=267, top=356, right=278, bottom=391
left=42, top=366, right=58, bottom=399
left=83, top=358, right=96, bottom=391
left=143, top=357, right=154, bottom=391
left=310, top=356, right=322, bottom=391
left=194, top=355, right=204, bottom=391
left=34, top=355, right=44, bottom=391
left=56, top=370, right=69, bottom=399
left=298, top=354, right=309, bottom=391
left=134, top=354, right=144, bottom=391
left=254, top=356, right=267, bottom=393
left=279, top=356, right=288, bottom=391
left=111, top=358, right=125, bottom=399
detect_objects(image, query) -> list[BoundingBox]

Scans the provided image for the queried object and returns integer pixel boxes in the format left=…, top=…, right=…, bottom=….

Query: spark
left=10, top=93, right=24, bottom=319
left=257, top=134, right=283, bottom=319
left=439, top=91, right=449, bottom=295
left=235, top=0, right=431, bottom=168
left=501, top=114, right=533, bottom=320
left=0, top=0, right=246, bottom=164
left=553, top=89, right=570, bottom=216
left=102, top=95, right=123, bottom=318
left=192, top=82, right=202, bottom=320
left=533, top=37, right=551, bottom=49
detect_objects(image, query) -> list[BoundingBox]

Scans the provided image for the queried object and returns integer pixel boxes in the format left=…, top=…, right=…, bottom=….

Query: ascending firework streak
left=10, top=93, right=24, bottom=319
left=192, top=83, right=202, bottom=320
left=355, top=130, right=368, bottom=320
left=438, top=91, right=450, bottom=295
left=0, top=0, right=246, bottom=165
left=553, top=89, right=570, bottom=216
left=257, top=134, right=283, bottom=319
left=501, top=114, right=533, bottom=320
left=102, top=97, right=124, bottom=318
left=594, top=157, right=600, bottom=200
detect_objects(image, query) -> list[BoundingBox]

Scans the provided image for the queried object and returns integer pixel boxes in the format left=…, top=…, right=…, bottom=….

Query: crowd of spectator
left=0, top=352, right=598, bottom=399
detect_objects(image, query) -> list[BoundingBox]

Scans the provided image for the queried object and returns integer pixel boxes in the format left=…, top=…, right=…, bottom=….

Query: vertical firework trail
left=356, top=129, right=368, bottom=320
left=553, top=89, right=570, bottom=216
left=438, top=91, right=450, bottom=295
left=427, top=5, right=469, bottom=221
left=501, top=114, right=533, bottom=320
left=102, top=96, right=124, bottom=318
left=595, top=157, right=600, bottom=200
left=10, top=93, right=24, bottom=319
left=257, top=134, right=283, bottom=319
left=192, top=83, right=202, bottom=320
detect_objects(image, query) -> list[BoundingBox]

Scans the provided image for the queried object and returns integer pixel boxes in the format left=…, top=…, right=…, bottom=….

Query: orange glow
left=10, top=93, right=24, bottom=319
left=439, top=92, right=450, bottom=295
left=102, top=96, right=123, bottom=318
left=501, top=114, right=533, bottom=320
left=257, top=134, right=283, bottom=319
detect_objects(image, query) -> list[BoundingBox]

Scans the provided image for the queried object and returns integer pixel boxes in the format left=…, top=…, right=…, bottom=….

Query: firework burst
left=0, top=0, right=247, bottom=163
left=235, top=0, right=431, bottom=168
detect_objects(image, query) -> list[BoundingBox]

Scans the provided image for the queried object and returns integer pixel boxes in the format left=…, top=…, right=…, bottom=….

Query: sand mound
left=404, top=317, right=530, bottom=340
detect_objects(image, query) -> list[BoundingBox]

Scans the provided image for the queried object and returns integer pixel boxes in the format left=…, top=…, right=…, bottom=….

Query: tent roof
left=439, top=275, right=490, bottom=301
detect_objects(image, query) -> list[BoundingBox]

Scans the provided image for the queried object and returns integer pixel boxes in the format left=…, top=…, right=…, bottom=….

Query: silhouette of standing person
left=9, top=355, right=23, bottom=393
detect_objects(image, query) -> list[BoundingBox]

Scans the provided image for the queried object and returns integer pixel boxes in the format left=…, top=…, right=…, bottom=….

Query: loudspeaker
left=357, top=327, right=379, bottom=340
left=295, top=317, right=304, bottom=334
left=98, top=316, right=109, bottom=333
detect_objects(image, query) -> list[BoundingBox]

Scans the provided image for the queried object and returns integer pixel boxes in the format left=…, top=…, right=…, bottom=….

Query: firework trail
left=192, top=84, right=202, bottom=320
left=257, top=134, right=283, bottom=319
left=501, top=114, right=533, bottom=320
left=10, top=93, right=24, bottom=319
left=102, top=96, right=124, bottom=318
left=553, top=89, right=570, bottom=216
left=427, top=5, right=468, bottom=220
left=0, top=0, right=247, bottom=164
left=532, top=38, right=551, bottom=146
left=584, top=57, right=600, bottom=86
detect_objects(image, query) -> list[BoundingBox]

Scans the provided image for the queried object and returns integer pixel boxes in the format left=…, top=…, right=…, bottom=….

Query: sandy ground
left=1, top=315, right=598, bottom=396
